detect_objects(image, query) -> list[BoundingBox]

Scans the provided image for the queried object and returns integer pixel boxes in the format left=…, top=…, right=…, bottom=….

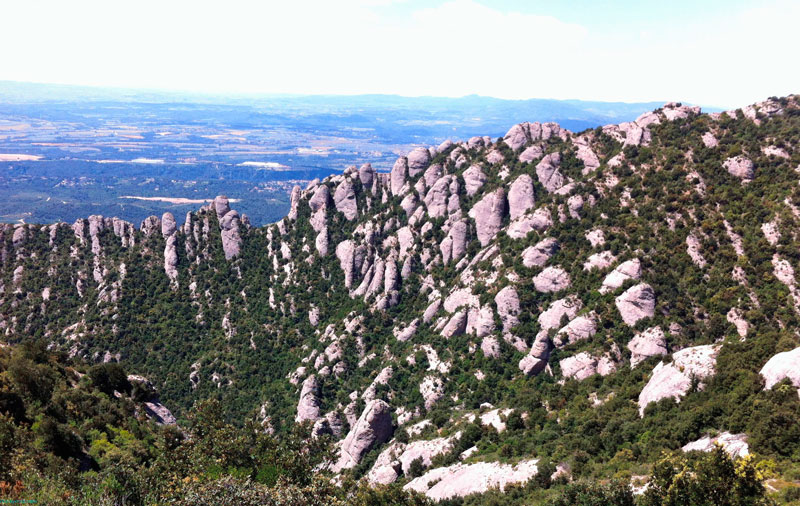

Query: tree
left=640, top=446, right=775, bottom=506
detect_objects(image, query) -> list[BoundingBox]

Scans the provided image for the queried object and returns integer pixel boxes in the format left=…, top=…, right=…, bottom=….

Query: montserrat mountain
left=2, top=96, right=800, bottom=501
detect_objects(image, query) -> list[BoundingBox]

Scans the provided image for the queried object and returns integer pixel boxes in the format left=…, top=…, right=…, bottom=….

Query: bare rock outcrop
left=535, top=153, right=566, bottom=193
left=615, top=283, right=655, bottom=326
left=521, top=238, right=559, bottom=267
left=462, top=165, right=487, bottom=197
left=508, top=174, right=535, bottom=220
left=723, top=155, right=755, bottom=181
left=533, top=266, right=571, bottom=293
left=296, top=375, right=322, bottom=423
left=519, top=331, right=552, bottom=376
left=539, top=295, right=582, bottom=331
left=560, top=347, right=620, bottom=381
left=759, top=347, right=800, bottom=395
left=627, top=327, right=668, bottom=367
left=494, top=286, right=520, bottom=333
left=638, top=345, right=719, bottom=416
left=162, top=212, right=178, bottom=282
left=440, top=220, right=468, bottom=264
left=553, top=314, right=597, bottom=347
left=332, top=399, right=394, bottom=472
left=469, top=189, right=507, bottom=246
left=404, top=458, right=539, bottom=501
left=600, top=259, right=642, bottom=294
left=407, top=147, right=432, bottom=176
left=333, top=179, right=358, bottom=221
left=682, top=432, right=749, bottom=458
left=391, top=157, right=409, bottom=195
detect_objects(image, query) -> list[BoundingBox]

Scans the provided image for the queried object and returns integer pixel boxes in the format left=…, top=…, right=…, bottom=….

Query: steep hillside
left=2, top=96, right=800, bottom=502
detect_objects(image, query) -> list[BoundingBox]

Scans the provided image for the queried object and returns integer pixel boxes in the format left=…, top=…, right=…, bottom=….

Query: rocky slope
left=2, top=96, right=800, bottom=501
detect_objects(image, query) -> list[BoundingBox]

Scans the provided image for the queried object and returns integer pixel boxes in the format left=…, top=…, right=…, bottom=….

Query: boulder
left=367, top=441, right=406, bottom=485
left=628, top=327, right=668, bottom=367
left=423, top=163, right=444, bottom=187
left=466, top=305, right=495, bottom=338
left=469, top=189, right=507, bottom=246
left=583, top=251, right=616, bottom=271
left=336, top=240, right=357, bottom=289
left=615, top=283, right=655, bottom=326
left=701, top=132, right=718, bottom=148
left=424, top=176, right=455, bottom=219
left=332, top=399, right=394, bottom=472
left=533, top=266, right=571, bottom=293
left=521, top=238, right=559, bottom=268
left=638, top=345, right=719, bottom=416
left=508, top=174, right=535, bottom=220
left=441, top=220, right=468, bottom=264
left=759, top=347, right=800, bottom=395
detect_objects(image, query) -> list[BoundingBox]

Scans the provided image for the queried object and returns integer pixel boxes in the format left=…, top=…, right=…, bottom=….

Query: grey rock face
left=219, top=210, right=242, bottom=260
left=469, top=188, right=507, bottom=246
left=533, top=266, right=571, bottom=293
left=441, top=310, right=468, bottom=338
left=440, top=220, right=468, bottom=264
left=638, top=345, right=718, bottom=416
left=539, top=296, right=582, bottom=331
left=521, top=238, right=559, bottom=268
left=336, top=240, right=357, bottom=289
left=615, top=283, right=656, bottom=326
left=141, top=216, right=161, bottom=238
left=391, top=157, right=409, bottom=195
left=334, top=179, right=358, bottom=221
left=600, top=258, right=642, bottom=294
left=536, top=153, right=567, bottom=193
left=519, top=144, right=544, bottom=163
left=424, top=175, right=457, bottom=219
left=288, top=185, right=302, bottom=220
left=359, top=163, right=375, bottom=187
left=213, top=195, right=231, bottom=216
left=462, top=165, right=487, bottom=197
left=332, top=399, right=394, bottom=471
left=407, top=147, right=432, bottom=176
left=494, top=286, right=520, bottom=333
left=760, top=347, right=800, bottom=394
left=503, top=123, right=530, bottom=151
left=723, top=155, right=755, bottom=181
left=553, top=314, right=597, bottom=347
left=296, top=375, right=322, bottom=423
left=162, top=212, right=178, bottom=282
left=508, top=174, right=535, bottom=220
left=628, top=327, right=668, bottom=367
left=519, top=331, right=552, bottom=376
left=309, top=185, right=330, bottom=212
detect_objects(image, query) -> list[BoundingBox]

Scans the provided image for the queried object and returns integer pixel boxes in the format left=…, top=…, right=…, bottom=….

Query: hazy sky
left=1, top=0, right=797, bottom=107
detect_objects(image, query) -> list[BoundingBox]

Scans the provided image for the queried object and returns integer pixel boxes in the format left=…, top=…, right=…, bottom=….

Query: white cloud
left=0, top=0, right=797, bottom=107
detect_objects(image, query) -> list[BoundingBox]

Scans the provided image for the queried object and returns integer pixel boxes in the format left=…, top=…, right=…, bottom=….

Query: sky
left=1, top=0, right=798, bottom=108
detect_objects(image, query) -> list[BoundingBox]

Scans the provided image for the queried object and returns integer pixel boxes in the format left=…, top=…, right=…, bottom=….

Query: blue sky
left=0, top=0, right=797, bottom=108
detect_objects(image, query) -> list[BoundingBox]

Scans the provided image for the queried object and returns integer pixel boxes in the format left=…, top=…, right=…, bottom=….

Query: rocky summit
left=2, top=96, right=800, bottom=503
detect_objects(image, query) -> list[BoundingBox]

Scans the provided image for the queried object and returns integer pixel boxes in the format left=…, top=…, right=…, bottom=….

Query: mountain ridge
left=2, top=94, right=800, bottom=502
